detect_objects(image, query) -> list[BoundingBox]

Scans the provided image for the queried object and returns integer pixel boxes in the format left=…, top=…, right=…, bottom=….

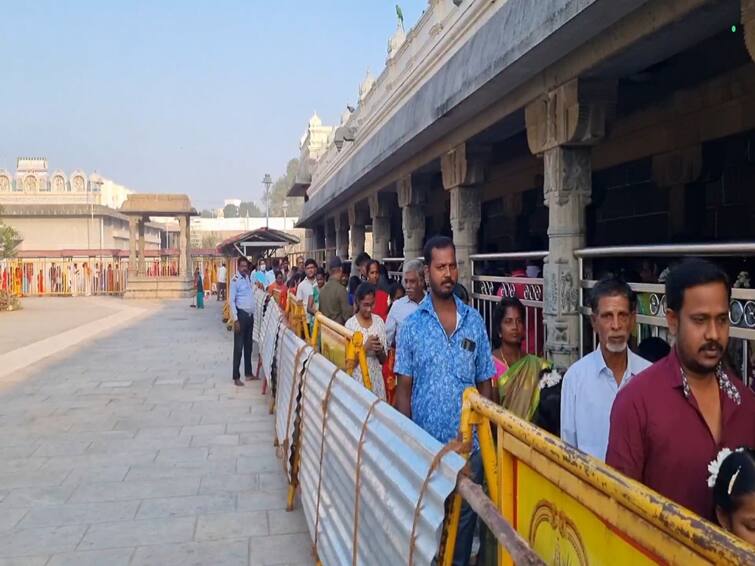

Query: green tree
left=201, top=231, right=223, bottom=249
left=0, top=206, right=22, bottom=259
left=239, top=201, right=263, bottom=217
left=222, top=204, right=239, bottom=218
left=267, top=158, right=303, bottom=217
left=200, top=209, right=215, bottom=218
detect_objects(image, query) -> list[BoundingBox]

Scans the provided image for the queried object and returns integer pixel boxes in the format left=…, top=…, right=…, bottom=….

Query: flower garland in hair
left=538, top=368, right=562, bottom=390
left=707, top=447, right=745, bottom=490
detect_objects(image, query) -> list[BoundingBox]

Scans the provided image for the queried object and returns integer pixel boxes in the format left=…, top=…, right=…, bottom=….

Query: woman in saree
left=492, top=297, right=551, bottom=421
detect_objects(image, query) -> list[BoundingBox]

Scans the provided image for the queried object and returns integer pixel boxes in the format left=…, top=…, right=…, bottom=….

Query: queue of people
left=235, top=244, right=754, bottom=563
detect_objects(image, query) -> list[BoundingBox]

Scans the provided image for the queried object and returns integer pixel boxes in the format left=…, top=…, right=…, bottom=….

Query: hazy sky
left=1, top=1, right=427, bottom=210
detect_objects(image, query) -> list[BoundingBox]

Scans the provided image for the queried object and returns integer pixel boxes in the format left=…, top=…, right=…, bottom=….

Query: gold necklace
left=498, top=348, right=510, bottom=368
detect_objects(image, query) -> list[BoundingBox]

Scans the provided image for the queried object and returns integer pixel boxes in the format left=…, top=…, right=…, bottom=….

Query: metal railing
left=0, top=258, right=128, bottom=297
left=470, top=252, right=547, bottom=357
left=381, top=257, right=405, bottom=283
left=577, top=243, right=755, bottom=388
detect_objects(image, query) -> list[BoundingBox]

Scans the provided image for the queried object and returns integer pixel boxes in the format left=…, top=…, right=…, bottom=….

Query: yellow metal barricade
left=308, top=312, right=371, bottom=391
left=286, top=292, right=310, bottom=342
left=443, top=388, right=755, bottom=566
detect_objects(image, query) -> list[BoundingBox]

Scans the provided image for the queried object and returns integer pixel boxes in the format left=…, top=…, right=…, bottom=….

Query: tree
left=268, top=158, right=304, bottom=217
left=200, top=209, right=215, bottom=218
left=0, top=206, right=21, bottom=259
left=239, top=201, right=263, bottom=217
left=201, top=232, right=223, bottom=249
left=222, top=204, right=239, bottom=218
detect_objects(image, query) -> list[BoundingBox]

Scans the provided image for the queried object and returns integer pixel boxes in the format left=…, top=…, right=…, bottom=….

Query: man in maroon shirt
left=607, top=258, right=755, bottom=522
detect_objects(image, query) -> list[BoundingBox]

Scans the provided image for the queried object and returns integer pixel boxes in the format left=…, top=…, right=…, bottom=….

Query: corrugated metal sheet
left=260, top=298, right=283, bottom=386
left=296, top=353, right=465, bottom=566
left=274, top=328, right=313, bottom=481
left=252, top=289, right=266, bottom=344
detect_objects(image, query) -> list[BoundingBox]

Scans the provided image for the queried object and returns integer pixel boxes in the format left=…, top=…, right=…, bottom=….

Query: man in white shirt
left=386, top=259, right=425, bottom=347
left=295, top=258, right=318, bottom=324
left=217, top=262, right=227, bottom=301
left=560, top=277, right=651, bottom=461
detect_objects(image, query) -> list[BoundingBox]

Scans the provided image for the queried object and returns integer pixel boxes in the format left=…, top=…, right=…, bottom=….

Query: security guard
left=230, top=256, right=255, bottom=386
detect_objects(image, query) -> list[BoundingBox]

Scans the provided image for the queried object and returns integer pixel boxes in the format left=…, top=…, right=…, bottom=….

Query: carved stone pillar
left=334, top=213, right=349, bottom=259
left=137, top=217, right=147, bottom=277
left=368, top=193, right=392, bottom=260
left=348, top=205, right=367, bottom=261
left=744, top=0, right=755, bottom=60
left=128, top=216, right=138, bottom=276
left=526, top=78, right=616, bottom=370
left=441, top=143, right=487, bottom=292
left=397, top=175, right=427, bottom=261
left=304, top=229, right=315, bottom=254
left=652, top=145, right=702, bottom=240
left=324, top=220, right=336, bottom=257
left=178, top=215, right=189, bottom=277
left=542, top=147, right=591, bottom=370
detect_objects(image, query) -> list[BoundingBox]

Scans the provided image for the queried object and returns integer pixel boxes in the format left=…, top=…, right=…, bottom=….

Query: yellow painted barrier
left=309, top=312, right=371, bottom=391
left=443, top=388, right=755, bottom=565
left=286, top=292, right=310, bottom=342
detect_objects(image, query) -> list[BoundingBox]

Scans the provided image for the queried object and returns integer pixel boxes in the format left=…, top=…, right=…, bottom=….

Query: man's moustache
left=699, top=342, right=723, bottom=353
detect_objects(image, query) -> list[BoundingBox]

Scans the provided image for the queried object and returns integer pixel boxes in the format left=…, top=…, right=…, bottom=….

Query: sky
left=0, top=0, right=427, bottom=211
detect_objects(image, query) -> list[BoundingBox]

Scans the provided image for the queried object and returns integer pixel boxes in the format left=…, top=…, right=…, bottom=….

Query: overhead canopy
left=120, top=193, right=198, bottom=217
left=216, top=228, right=300, bottom=258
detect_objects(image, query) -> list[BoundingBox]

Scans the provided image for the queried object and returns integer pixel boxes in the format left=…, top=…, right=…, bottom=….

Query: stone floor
left=0, top=297, right=312, bottom=566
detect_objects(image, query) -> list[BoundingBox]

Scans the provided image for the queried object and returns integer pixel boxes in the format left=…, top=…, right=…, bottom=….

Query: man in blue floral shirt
left=395, top=235, right=495, bottom=566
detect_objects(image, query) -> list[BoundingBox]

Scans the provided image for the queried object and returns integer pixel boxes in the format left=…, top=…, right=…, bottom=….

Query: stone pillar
left=368, top=193, right=392, bottom=260
left=652, top=145, right=701, bottom=240
left=441, top=143, right=487, bottom=292
left=137, top=217, right=147, bottom=276
left=526, top=77, right=616, bottom=370
left=178, top=215, right=189, bottom=277
left=334, top=213, right=349, bottom=259
left=184, top=215, right=192, bottom=277
left=397, top=175, right=427, bottom=261
left=348, top=205, right=367, bottom=261
left=128, top=216, right=138, bottom=276
left=304, top=229, right=315, bottom=255
left=324, top=220, right=336, bottom=257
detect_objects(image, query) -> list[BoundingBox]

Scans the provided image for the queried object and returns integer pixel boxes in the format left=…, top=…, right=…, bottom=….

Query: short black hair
left=637, top=336, right=670, bottom=363
left=237, top=257, right=249, bottom=268
left=492, top=297, right=526, bottom=349
left=713, top=447, right=755, bottom=514
left=355, top=252, right=371, bottom=267
left=665, top=258, right=730, bottom=312
left=590, top=276, right=636, bottom=313
left=366, top=259, right=380, bottom=273
left=327, top=256, right=342, bottom=272
left=304, top=258, right=317, bottom=268
left=273, top=270, right=283, bottom=279
left=423, top=235, right=455, bottom=265
left=355, top=282, right=376, bottom=303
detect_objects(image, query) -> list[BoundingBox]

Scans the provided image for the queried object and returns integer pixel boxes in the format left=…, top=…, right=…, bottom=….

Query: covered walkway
left=0, top=297, right=310, bottom=566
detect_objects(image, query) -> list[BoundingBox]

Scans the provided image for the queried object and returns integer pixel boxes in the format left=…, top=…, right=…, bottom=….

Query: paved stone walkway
left=0, top=298, right=311, bottom=566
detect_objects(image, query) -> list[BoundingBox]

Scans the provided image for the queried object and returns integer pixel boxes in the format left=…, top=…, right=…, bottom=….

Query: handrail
left=470, top=251, right=548, bottom=261
left=309, top=312, right=372, bottom=391
left=459, top=389, right=755, bottom=565
left=575, top=242, right=755, bottom=258
left=456, top=476, right=545, bottom=566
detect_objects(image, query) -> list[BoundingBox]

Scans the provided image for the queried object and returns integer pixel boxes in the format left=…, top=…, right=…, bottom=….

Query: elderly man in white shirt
left=560, top=277, right=652, bottom=461
left=386, top=259, right=425, bottom=347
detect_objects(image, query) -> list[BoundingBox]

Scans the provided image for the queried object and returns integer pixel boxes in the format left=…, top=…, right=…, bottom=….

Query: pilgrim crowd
left=228, top=237, right=755, bottom=564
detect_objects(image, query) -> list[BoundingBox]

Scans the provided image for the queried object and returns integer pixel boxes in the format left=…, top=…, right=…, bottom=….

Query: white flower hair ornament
left=707, top=447, right=745, bottom=490
left=538, top=369, right=562, bottom=390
